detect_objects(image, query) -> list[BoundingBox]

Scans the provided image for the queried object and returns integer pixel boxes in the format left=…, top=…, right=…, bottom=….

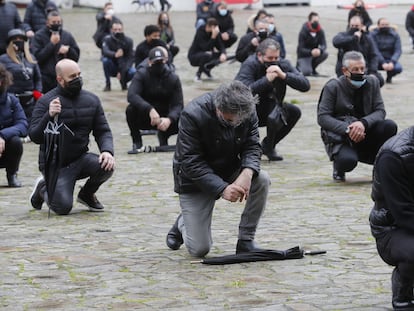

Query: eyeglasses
left=217, top=109, right=242, bottom=127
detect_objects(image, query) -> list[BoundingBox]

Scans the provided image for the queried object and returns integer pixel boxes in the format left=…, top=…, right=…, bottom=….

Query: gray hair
left=257, top=38, right=280, bottom=55
left=342, top=50, right=365, bottom=69
left=213, top=80, right=257, bottom=120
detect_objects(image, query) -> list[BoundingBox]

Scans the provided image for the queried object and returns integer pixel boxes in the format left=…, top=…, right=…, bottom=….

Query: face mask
left=264, top=61, right=279, bottom=69
left=64, top=76, right=83, bottom=96
left=311, top=21, right=319, bottom=29
left=13, top=41, right=25, bottom=52
left=217, top=111, right=241, bottom=128
left=379, top=27, right=390, bottom=33
left=268, top=24, right=275, bottom=33
left=257, top=30, right=268, bottom=40
left=162, top=19, right=169, bottom=25
left=149, top=62, right=166, bottom=76
left=49, top=24, right=61, bottom=32
left=114, top=32, right=124, bottom=40
left=106, top=8, right=114, bottom=16
left=348, top=72, right=366, bottom=88
left=205, top=0, right=212, bottom=4
left=219, top=9, right=227, bottom=16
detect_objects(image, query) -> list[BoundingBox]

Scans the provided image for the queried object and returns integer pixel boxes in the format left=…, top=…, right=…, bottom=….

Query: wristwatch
left=345, top=127, right=350, bottom=134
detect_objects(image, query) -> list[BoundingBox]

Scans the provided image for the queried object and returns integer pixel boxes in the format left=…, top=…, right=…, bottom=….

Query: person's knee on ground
left=185, top=237, right=211, bottom=258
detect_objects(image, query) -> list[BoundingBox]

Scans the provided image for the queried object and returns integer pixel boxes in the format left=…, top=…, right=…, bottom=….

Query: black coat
left=235, top=32, right=285, bottom=63
left=127, top=62, right=183, bottom=123
left=296, top=22, right=327, bottom=58
left=235, top=54, right=310, bottom=125
left=173, top=93, right=261, bottom=196
left=31, top=26, right=80, bottom=79
left=23, top=0, right=58, bottom=33
left=406, top=9, right=414, bottom=37
left=188, top=27, right=225, bottom=62
left=134, top=39, right=169, bottom=67
left=0, top=3, right=23, bottom=54
left=92, top=12, right=121, bottom=49
left=0, top=92, right=28, bottom=140
left=102, top=33, right=134, bottom=73
left=29, top=85, right=114, bottom=171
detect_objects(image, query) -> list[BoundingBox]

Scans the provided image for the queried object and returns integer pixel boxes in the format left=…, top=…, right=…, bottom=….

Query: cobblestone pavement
left=2, top=4, right=414, bottom=311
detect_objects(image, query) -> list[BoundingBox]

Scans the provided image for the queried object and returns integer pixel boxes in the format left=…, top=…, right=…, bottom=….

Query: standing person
left=126, top=47, right=183, bottom=154
left=213, top=2, right=238, bottom=49
left=317, top=51, right=397, bottom=182
left=101, top=21, right=135, bottom=91
left=165, top=80, right=270, bottom=258
left=29, top=59, right=115, bottom=215
left=235, top=39, right=310, bottom=161
left=333, top=15, right=383, bottom=86
left=0, top=63, right=28, bottom=187
left=157, top=12, right=179, bottom=59
left=347, top=0, right=373, bottom=31
left=0, top=29, right=42, bottom=121
left=31, top=10, right=80, bottom=93
left=370, top=126, right=414, bottom=311
left=92, top=2, right=121, bottom=50
left=0, top=0, right=24, bottom=55
left=296, top=11, right=328, bottom=76
left=23, top=0, right=58, bottom=38
left=405, top=5, right=414, bottom=50
left=371, top=17, right=402, bottom=84
left=188, top=17, right=227, bottom=82
left=159, top=0, right=172, bottom=12
left=195, top=0, right=215, bottom=29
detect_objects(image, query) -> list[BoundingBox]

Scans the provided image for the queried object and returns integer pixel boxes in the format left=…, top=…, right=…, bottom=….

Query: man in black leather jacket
left=236, top=38, right=310, bottom=161
left=370, top=127, right=414, bottom=310
left=165, top=81, right=270, bottom=258
left=29, top=59, right=115, bottom=215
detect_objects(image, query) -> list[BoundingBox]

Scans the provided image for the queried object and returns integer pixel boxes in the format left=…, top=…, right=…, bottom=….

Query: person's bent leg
left=333, top=144, right=358, bottom=174
left=273, top=103, right=302, bottom=146
left=77, top=153, right=114, bottom=195
left=179, top=192, right=216, bottom=257
left=126, top=104, right=144, bottom=152
left=47, top=165, right=78, bottom=215
left=312, top=51, right=329, bottom=73
left=101, top=57, right=117, bottom=90
left=3, top=136, right=23, bottom=187
left=296, top=57, right=313, bottom=76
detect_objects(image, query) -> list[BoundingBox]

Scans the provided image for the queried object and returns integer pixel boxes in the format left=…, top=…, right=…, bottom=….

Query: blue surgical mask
left=268, top=24, right=275, bottom=33
left=219, top=9, right=227, bottom=16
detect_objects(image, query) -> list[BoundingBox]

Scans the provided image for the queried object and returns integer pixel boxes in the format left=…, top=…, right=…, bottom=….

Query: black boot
left=261, top=138, right=283, bottom=161
left=7, top=173, right=22, bottom=187
left=392, top=268, right=414, bottom=310
left=236, top=239, right=264, bottom=254
left=166, top=214, right=183, bottom=250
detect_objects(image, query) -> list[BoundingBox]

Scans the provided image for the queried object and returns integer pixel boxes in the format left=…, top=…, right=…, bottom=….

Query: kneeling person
left=126, top=46, right=183, bottom=154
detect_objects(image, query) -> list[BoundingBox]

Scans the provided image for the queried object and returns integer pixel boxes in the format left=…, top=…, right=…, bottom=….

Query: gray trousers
left=177, top=170, right=270, bottom=257
left=296, top=51, right=328, bottom=76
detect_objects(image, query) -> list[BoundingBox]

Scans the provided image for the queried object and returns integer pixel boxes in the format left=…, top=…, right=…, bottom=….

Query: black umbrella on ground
left=43, top=115, right=73, bottom=216
left=190, top=246, right=326, bottom=265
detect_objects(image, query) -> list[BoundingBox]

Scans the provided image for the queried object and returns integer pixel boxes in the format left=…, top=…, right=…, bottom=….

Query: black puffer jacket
left=31, top=26, right=80, bottom=79
left=0, top=3, right=23, bottom=54
left=29, top=85, right=114, bottom=171
left=173, top=93, right=261, bottom=196
left=102, top=33, right=134, bottom=73
left=127, top=62, right=182, bottom=123
left=23, top=0, right=58, bottom=33
left=370, top=127, right=414, bottom=238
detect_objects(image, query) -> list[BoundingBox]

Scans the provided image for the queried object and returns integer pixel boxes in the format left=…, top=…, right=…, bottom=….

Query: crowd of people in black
left=3, top=0, right=414, bottom=308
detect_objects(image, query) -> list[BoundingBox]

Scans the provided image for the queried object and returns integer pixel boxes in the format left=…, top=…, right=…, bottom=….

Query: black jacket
left=127, top=62, right=183, bottom=123
left=0, top=92, right=28, bottom=140
left=235, top=32, right=285, bottom=63
left=370, top=126, right=414, bottom=238
left=188, top=26, right=225, bottom=62
left=406, top=9, right=414, bottom=37
left=29, top=85, right=114, bottom=171
left=92, top=12, right=121, bottom=49
left=0, top=53, right=42, bottom=94
left=235, top=54, right=310, bottom=125
left=134, top=39, right=169, bottom=67
left=0, top=3, right=23, bottom=54
left=31, top=26, right=80, bottom=79
left=23, top=0, right=58, bottom=33
left=296, top=22, right=327, bottom=58
left=173, top=93, right=261, bottom=196
left=213, top=10, right=235, bottom=34
left=102, top=33, right=134, bottom=73
left=333, top=29, right=378, bottom=76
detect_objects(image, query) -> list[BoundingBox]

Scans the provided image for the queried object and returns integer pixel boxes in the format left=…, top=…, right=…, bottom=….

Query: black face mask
left=257, top=30, right=268, bottom=41
left=311, top=21, right=319, bottom=29
left=149, top=62, right=166, bottom=76
left=264, top=61, right=279, bottom=69
left=348, top=27, right=359, bottom=34
left=63, top=76, right=83, bottom=97
left=13, top=41, right=25, bottom=52
left=49, top=24, right=62, bottom=32
left=379, top=27, right=390, bottom=33
left=162, top=19, right=169, bottom=26
left=114, top=32, right=125, bottom=40
left=350, top=72, right=365, bottom=81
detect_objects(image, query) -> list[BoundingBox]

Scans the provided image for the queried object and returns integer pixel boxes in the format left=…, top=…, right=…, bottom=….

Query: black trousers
left=376, top=229, right=414, bottom=281
left=188, top=51, right=220, bottom=74
left=0, top=136, right=23, bottom=175
left=125, top=104, right=179, bottom=146
left=333, top=119, right=397, bottom=173
left=40, top=153, right=113, bottom=215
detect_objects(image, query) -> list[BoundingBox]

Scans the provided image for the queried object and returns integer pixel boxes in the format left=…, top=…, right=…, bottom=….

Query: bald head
left=56, top=59, right=81, bottom=87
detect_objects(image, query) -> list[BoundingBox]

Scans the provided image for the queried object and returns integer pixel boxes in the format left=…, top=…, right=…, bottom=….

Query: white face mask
left=106, top=8, right=114, bottom=16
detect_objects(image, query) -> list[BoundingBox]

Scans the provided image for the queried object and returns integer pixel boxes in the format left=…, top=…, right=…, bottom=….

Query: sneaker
left=194, top=73, right=202, bottom=82
left=386, top=75, right=392, bottom=84
left=77, top=188, right=104, bottom=212
left=30, top=176, right=45, bottom=210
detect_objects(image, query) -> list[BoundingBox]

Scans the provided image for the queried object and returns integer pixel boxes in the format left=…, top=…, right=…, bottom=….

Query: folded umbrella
left=191, top=246, right=326, bottom=265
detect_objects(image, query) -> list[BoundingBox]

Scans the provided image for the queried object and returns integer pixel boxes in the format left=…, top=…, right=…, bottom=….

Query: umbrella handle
left=304, top=250, right=327, bottom=256
left=190, top=260, right=203, bottom=264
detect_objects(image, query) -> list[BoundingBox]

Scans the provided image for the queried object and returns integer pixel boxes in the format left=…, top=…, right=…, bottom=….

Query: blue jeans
left=102, top=57, right=135, bottom=86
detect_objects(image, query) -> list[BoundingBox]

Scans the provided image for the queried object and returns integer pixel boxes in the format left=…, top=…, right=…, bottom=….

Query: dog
left=131, top=0, right=157, bottom=12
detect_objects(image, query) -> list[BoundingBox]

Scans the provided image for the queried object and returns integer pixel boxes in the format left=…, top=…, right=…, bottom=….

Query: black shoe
left=386, top=75, right=393, bottom=84
left=333, top=169, right=345, bottom=182
left=127, top=142, right=143, bottom=154
left=77, top=188, right=104, bottom=212
left=392, top=268, right=414, bottom=310
left=30, top=176, right=45, bottom=210
left=166, top=214, right=183, bottom=250
left=261, top=140, right=283, bottom=161
left=103, top=84, right=111, bottom=92
left=7, top=173, right=22, bottom=187
left=236, top=239, right=264, bottom=254
left=312, top=69, right=320, bottom=76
